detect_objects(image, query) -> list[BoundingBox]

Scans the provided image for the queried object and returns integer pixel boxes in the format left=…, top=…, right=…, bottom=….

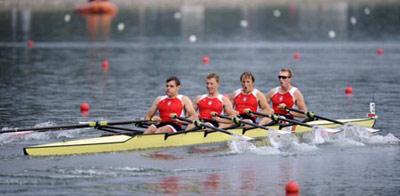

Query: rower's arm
left=182, top=96, right=198, bottom=120
left=294, top=90, right=308, bottom=118
left=228, top=92, right=236, bottom=108
left=222, top=96, right=237, bottom=116
left=182, top=96, right=198, bottom=130
left=145, top=97, right=159, bottom=120
left=265, top=90, right=273, bottom=106
left=258, top=92, right=273, bottom=115
left=213, top=96, right=237, bottom=125
left=257, top=91, right=273, bottom=125
left=193, top=96, right=200, bottom=111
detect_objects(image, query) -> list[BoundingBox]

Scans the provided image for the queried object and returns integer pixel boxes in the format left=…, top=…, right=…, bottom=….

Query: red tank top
left=197, top=94, right=224, bottom=120
left=271, top=87, right=297, bottom=115
left=233, top=88, right=259, bottom=114
left=158, top=95, right=184, bottom=123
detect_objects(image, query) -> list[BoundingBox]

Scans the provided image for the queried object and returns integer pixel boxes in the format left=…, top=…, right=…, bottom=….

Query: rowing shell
left=24, top=117, right=376, bottom=156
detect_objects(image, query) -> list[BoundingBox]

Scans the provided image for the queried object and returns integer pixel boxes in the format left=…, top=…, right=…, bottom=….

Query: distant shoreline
left=1, top=0, right=398, bottom=11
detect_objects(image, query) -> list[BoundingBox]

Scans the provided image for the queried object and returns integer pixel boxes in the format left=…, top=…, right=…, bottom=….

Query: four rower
left=144, top=76, right=197, bottom=134
left=144, top=69, right=308, bottom=134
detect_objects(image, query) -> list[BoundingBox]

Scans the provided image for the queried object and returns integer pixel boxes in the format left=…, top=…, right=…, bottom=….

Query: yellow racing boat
left=23, top=117, right=376, bottom=156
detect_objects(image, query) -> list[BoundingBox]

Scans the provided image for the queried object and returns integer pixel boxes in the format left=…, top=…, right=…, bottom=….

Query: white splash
left=300, top=124, right=397, bottom=147
left=230, top=124, right=399, bottom=155
left=227, top=140, right=257, bottom=153
left=0, top=122, right=89, bottom=144
left=339, top=124, right=399, bottom=145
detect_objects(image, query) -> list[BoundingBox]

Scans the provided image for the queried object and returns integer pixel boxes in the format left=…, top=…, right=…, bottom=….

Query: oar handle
left=172, top=115, right=233, bottom=135
left=248, top=111, right=312, bottom=128
left=284, top=107, right=344, bottom=125
left=212, top=113, right=270, bottom=131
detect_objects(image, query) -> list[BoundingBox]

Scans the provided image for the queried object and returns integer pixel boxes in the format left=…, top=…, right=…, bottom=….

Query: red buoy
left=376, top=48, right=384, bottom=56
left=345, top=86, right=353, bottom=95
left=27, top=40, right=34, bottom=49
left=202, top=55, right=210, bottom=65
left=102, top=59, right=110, bottom=71
left=80, top=102, right=90, bottom=112
left=292, top=52, right=301, bottom=60
left=286, top=180, right=300, bottom=194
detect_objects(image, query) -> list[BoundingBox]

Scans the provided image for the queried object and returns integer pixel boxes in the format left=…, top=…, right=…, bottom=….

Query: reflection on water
left=0, top=1, right=399, bottom=42
left=84, top=15, right=115, bottom=41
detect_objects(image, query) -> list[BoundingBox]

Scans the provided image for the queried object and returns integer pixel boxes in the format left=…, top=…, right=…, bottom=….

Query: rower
left=194, top=73, right=236, bottom=128
left=144, top=76, right=197, bottom=134
left=265, top=68, right=308, bottom=120
left=230, top=72, right=273, bottom=125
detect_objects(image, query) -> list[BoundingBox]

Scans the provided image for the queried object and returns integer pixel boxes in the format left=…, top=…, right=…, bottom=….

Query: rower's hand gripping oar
left=0, top=119, right=152, bottom=134
left=282, top=107, right=344, bottom=125
left=245, top=110, right=312, bottom=128
left=211, top=112, right=290, bottom=135
left=170, top=114, right=253, bottom=141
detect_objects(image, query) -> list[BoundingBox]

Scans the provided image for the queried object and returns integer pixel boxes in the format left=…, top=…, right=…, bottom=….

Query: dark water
left=0, top=1, right=400, bottom=195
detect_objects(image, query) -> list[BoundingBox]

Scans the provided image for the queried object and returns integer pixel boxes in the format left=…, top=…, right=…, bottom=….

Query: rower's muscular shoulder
left=153, top=96, right=164, bottom=105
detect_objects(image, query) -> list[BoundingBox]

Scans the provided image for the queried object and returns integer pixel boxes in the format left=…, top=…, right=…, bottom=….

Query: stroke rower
left=144, top=76, right=197, bottom=134
left=265, top=68, right=308, bottom=120
left=194, top=73, right=236, bottom=128
left=230, top=72, right=273, bottom=125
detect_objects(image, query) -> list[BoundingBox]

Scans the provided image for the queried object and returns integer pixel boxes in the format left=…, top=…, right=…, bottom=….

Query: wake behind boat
left=23, top=117, right=376, bottom=156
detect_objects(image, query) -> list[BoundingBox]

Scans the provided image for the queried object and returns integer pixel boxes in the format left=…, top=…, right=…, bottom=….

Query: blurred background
left=1, top=0, right=399, bottom=42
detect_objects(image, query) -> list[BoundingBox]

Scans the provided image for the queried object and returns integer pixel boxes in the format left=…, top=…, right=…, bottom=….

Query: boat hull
left=24, top=118, right=376, bottom=156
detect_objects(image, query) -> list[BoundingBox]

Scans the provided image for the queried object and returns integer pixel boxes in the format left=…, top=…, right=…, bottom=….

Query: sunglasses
left=278, top=75, right=290, bottom=80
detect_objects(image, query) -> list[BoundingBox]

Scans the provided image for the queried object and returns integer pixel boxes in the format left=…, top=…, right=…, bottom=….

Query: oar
left=0, top=119, right=150, bottom=134
left=246, top=110, right=312, bottom=128
left=171, top=115, right=253, bottom=141
left=212, top=113, right=290, bottom=135
left=246, top=110, right=345, bottom=134
left=283, top=107, right=344, bottom=125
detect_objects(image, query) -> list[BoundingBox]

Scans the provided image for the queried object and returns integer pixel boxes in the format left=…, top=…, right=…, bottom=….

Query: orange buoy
left=376, top=48, right=384, bottom=56
left=101, top=59, right=110, bottom=71
left=345, top=86, right=353, bottom=95
left=27, top=39, right=34, bottom=49
left=286, top=180, right=300, bottom=194
left=75, top=1, right=118, bottom=16
left=202, top=55, right=210, bottom=65
left=80, top=102, right=90, bottom=112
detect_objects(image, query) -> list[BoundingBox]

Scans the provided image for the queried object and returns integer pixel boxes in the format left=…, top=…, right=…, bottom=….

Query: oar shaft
left=174, top=116, right=233, bottom=135
left=249, top=111, right=312, bottom=128
left=285, top=107, right=344, bottom=125
left=216, top=114, right=270, bottom=131
left=1, top=124, right=89, bottom=133
left=0, top=119, right=149, bottom=134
